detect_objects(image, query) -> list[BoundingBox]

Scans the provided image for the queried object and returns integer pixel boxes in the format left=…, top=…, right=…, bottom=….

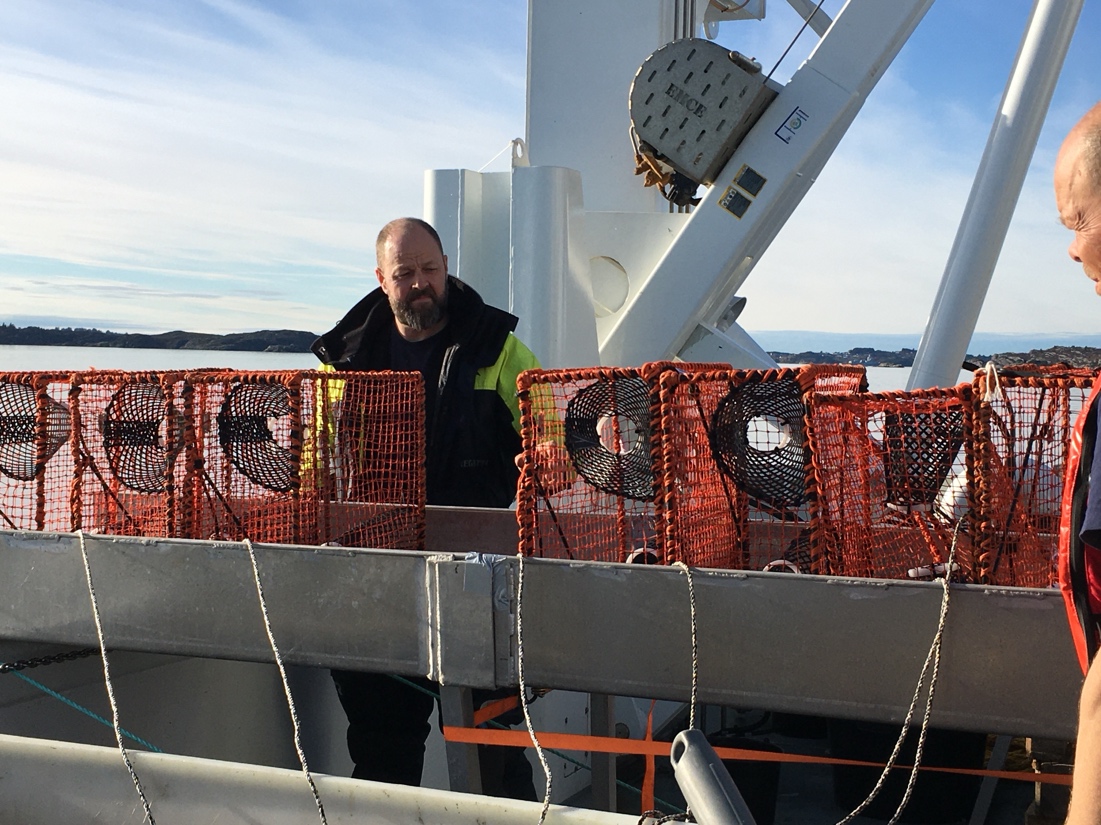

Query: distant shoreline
left=2, top=325, right=1099, bottom=369
left=0, top=324, right=316, bottom=353
left=770, top=344, right=1101, bottom=369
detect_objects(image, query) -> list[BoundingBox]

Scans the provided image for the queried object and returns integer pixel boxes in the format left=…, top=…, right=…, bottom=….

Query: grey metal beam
left=0, top=530, right=438, bottom=677
left=425, top=505, right=519, bottom=554
left=589, top=693, right=616, bottom=811
left=513, top=559, right=1082, bottom=739
left=0, top=524, right=1083, bottom=740
left=440, top=685, right=483, bottom=794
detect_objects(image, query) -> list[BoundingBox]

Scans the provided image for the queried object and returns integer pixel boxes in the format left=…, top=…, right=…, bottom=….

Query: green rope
left=3, top=666, right=163, bottom=753
left=389, top=674, right=685, bottom=814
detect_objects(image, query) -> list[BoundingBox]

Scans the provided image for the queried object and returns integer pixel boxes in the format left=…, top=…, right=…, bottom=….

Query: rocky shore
left=769, top=345, right=1101, bottom=370
left=0, top=324, right=316, bottom=353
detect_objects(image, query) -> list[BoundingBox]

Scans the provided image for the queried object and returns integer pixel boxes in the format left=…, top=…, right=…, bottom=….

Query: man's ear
left=375, top=267, right=385, bottom=287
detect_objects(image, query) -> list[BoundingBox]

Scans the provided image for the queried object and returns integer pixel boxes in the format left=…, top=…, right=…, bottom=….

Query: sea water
left=795, top=365, right=974, bottom=393
left=0, top=345, right=317, bottom=372
left=0, top=345, right=971, bottom=393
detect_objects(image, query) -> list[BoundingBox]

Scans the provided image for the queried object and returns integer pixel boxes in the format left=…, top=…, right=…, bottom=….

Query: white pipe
left=907, top=0, right=1084, bottom=390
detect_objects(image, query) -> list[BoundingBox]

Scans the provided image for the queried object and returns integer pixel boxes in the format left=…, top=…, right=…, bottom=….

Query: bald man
left=1056, top=102, right=1101, bottom=825
left=1056, top=102, right=1101, bottom=295
left=313, top=218, right=540, bottom=798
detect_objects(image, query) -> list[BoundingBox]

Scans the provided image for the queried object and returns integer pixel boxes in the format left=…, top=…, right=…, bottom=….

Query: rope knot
left=982, top=361, right=1003, bottom=403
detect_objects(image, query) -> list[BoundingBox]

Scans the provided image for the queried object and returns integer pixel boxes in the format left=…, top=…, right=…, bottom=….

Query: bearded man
left=312, top=217, right=539, bottom=798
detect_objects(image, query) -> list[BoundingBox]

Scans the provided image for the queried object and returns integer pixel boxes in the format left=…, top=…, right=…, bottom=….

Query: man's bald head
left=1067, top=103, right=1101, bottom=186
left=375, top=218, right=445, bottom=266
left=1055, top=102, right=1101, bottom=294
left=373, top=217, right=450, bottom=341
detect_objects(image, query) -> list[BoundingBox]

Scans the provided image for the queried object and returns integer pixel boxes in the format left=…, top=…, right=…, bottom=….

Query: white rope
left=478, top=140, right=518, bottom=173
left=673, top=561, right=700, bottom=823
left=76, top=530, right=156, bottom=825
left=982, top=361, right=1004, bottom=402
left=516, top=551, right=552, bottom=825
left=834, top=522, right=961, bottom=825
left=244, top=538, right=327, bottom=825
left=672, top=562, right=699, bottom=731
left=425, top=554, right=453, bottom=682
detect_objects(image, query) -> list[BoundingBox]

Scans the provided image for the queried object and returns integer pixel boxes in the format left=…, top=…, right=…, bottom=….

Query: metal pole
left=906, top=0, right=1084, bottom=390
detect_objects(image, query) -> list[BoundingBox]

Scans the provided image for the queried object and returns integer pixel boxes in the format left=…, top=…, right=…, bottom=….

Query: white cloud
left=0, top=0, right=526, bottom=333
left=1, top=0, right=1100, bottom=345
left=734, top=2, right=1101, bottom=337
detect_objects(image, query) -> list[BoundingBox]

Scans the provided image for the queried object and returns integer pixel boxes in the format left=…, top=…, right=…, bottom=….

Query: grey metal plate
left=0, top=521, right=1082, bottom=738
left=0, top=531, right=435, bottom=677
left=513, top=560, right=1082, bottom=739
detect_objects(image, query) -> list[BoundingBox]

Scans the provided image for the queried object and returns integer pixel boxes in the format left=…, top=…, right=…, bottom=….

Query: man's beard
left=392, top=282, right=448, bottom=330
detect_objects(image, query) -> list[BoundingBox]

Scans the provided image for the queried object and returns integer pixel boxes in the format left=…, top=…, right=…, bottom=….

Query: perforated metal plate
left=629, top=38, right=778, bottom=185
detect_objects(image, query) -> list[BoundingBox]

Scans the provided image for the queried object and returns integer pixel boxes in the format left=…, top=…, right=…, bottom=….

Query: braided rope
left=638, top=811, right=692, bottom=824
left=76, top=529, right=156, bottom=824
left=515, top=551, right=552, bottom=825
left=672, top=562, right=698, bottom=731
left=243, top=538, right=327, bottom=825
left=424, top=554, right=453, bottom=682
left=981, top=362, right=1003, bottom=403
left=672, top=560, right=699, bottom=822
left=835, top=521, right=961, bottom=825
left=8, top=666, right=162, bottom=751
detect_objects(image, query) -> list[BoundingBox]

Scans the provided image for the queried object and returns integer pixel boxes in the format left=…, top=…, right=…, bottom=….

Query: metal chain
left=0, top=647, right=98, bottom=674
left=638, top=811, right=691, bottom=825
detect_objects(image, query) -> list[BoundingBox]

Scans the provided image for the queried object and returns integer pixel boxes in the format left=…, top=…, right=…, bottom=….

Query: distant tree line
left=5, top=323, right=1098, bottom=365
left=0, top=323, right=317, bottom=353
left=769, top=344, right=1101, bottom=369
left=768, top=347, right=919, bottom=367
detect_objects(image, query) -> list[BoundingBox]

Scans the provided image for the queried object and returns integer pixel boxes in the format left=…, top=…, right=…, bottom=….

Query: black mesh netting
left=0, top=382, right=70, bottom=482
left=564, top=377, right=654, bottom=501
left=883, top=408, right=965, bottom=508
left=101, top=382, right=183, bottom=493
left=709, top=377, right=807, bottom=509
left=218, top=382, right=293, bottom=493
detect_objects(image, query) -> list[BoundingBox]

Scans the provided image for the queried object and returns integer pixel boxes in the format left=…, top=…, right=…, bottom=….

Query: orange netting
left=304, top=371, right=426, bottom=551
left=652, top=364, right=865, bottom=570
left=69, top=371, right=190, bottom=538
left=805, top=385, right=975, bottom=581
left=799, top=363, right=869, bottom=395
left=517, top=362, right=867, bottom=569
left=0, top=370, right=425, bottom=550
left=0, top=373, right=73, bottom=532
left=517, top=366, right=659, bottom=563
left=655, top=367, right=805, bottom=570
left=970, top=365, right=1096, bottom=587
left=8, top=361, right=1093, bottom=592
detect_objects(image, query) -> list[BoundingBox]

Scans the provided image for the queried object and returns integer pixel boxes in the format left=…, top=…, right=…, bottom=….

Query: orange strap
left=441, top=726, right=1073, bottom=786
left=473, top=695, right=521, bottom=727
left=642, top=701, right=656, bottom=813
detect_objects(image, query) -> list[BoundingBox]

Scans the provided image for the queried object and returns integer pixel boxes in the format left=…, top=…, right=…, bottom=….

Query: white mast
left=907, top=0, right=1084, bottom=390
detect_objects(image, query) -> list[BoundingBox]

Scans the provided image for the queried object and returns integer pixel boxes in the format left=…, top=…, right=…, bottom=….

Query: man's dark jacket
left=311, top=276, right=529, bottom=507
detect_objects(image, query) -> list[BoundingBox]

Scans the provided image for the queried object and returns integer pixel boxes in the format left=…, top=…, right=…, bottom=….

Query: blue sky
left=1, top=0, right=1100, bottom=341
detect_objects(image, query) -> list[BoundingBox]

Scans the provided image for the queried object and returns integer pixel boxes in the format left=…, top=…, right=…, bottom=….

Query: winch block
left=629, top=38, right=778, bottom=186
